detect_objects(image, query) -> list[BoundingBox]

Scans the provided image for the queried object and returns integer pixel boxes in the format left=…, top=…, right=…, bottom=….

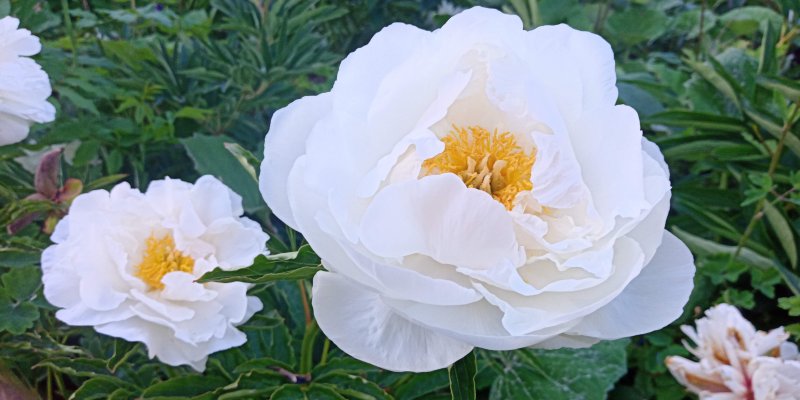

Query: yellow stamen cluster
left=423, top=125, right=536, bottom=210
left=135, top=235, right=194, bottom=290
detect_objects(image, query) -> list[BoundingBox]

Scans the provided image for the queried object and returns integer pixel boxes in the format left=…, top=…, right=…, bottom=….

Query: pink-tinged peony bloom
left=41, top=176, right=268, bottom=371
left=667, top=304, right=800, bottom=399
left=260, top=6, right=695, bottom=372
left=0, top=16, right=55, bottom=146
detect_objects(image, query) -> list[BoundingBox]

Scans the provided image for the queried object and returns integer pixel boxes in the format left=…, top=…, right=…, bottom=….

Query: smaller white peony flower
left=41, top=176, right=269, bottom=371
left=0, top=16, right=56, bottom=146
left=667, top=303, right=800, bottom=399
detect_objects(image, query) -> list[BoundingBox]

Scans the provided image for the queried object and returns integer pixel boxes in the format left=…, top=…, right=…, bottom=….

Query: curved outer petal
left=312, top=271, right=473, bottom=372
left=260, top=93, right=332, bottom=230
left=564, top=231, right=695, bottom=340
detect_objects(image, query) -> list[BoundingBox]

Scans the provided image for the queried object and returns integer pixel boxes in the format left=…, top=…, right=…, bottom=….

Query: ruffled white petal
left=566, top=231, right=695, bottom=340
left=312, top=272, right=473, bottom=372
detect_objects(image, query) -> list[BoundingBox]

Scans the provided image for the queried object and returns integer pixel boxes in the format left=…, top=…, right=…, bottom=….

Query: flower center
left=135, top=234, right=194, bottom=290
left=422, top=125, right=535, bottom=210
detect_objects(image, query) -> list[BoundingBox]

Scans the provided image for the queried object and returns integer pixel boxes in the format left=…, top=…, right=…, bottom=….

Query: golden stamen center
left=135, top=234, right=194, bottom=290
left=422, top=125, right=535, bottom=210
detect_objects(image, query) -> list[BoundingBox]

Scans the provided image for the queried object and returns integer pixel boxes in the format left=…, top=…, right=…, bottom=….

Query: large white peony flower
left=41, top=176, right=268, bottom=371
left=667, top=304, right=800, bottom=400
left=0, top=16, right=56, bottom=146
left=260, top=7, right=695, bottom=372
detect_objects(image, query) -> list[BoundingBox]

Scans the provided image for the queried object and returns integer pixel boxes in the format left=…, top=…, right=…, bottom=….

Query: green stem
left=60, top=0, right=78, bottom=67
left=320, top=338, right=330, bottom=365
left=731, top=104, right=799, bottom=262
left=299, top=319, right=319, bottom=375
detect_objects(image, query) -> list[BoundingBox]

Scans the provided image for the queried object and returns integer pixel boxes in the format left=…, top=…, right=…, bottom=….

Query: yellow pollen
left=423, top=125, right=536, bottom=210
left=135, top=235, right=194, bottom=290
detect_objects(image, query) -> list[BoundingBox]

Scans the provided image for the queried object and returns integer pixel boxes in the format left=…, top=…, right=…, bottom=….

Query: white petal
left=202, top=218, right=267, bottom=269
left=525, top=24, right=618, bottom=118
left=567, top=231, right=695, bottom=339
left=385, top=297, right=577, bottom=350
left=312, top=272, right=473, bottom=372
left=360, top=174, right=520, bottom=269
left=572, top=105, right=648, bottom=221
left=0, top=112, right=32, bottom=146
left=259, top=93, right=332, bottom=230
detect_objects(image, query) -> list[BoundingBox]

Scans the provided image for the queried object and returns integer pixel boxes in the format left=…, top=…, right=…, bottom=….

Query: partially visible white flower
left=667, top=303, right=800, bottom=399
left=0, top=16, right=56, bottom=146
left=751, top=357, right=800, bottom=400
left=41, top=176, right=268, bottom=371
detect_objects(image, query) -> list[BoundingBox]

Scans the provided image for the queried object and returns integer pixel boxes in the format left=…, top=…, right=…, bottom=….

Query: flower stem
left=299, top=319, right=319, bottom=375
left=732, top=104, right=799, bottom=262
left=60, top=0, right=78, bottom=67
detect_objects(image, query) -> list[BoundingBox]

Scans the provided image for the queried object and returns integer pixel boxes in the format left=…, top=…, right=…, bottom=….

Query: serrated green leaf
left=0, top=300, right=38, bottom=334
left=141, top=375, right=227, bottom=398
left=448, top=351, right=476, bottom=400
left=34, top=358, right=109, bottom=378
left=489, top=340, right=628, bottom=400
left=198, top=245, right=321, bottom=284
left=1, top=266, right=41, bottom=301
left=72, top=376, right=137, bottom=400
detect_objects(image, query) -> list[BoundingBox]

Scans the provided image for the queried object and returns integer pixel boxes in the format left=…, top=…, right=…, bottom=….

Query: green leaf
left=1, top=267, right=41, bottom=302
left=672, top=227, right=800, bottom=296
left=0, top=300, right=38, bottom=334
left=743, top=106, right=800, bottom=158
left=449, top=351, right=476, bottom=400
left=314, top=372, right=392, bottom=400
left=606, top=9, right=667, bottom=45
left=758, top=21, right=778, bottom=75
left=174, top=107, right=212, bottom=121
left=141, top=375, right=227, bottom=398
left=181, top=135, right=266, bottom=215
left=720, top=6, right=782, bottom=35
left=757, top=75, right=800, bottom=103
left=0, top=0, right=9, bottom=17
left=198, top=245, right=321, bottom=284
left=57, top=87, right=101, bottom=116
left=490, top=340, right=628, bottom=400
left=0, top=249, right=41, bottom=268
left=34, top=358, right=109, bottom=378
left=72, top=376, right=137, bottom=400
left=643, top=111, right=745, bottom=132
left=270, top=384, right=345, bottom=400
left=778, top=296, right=800, bottom=316
left=763, top=202, right=797, bottom=267
left=684, top=57, right=741, bottom=111
left=392, top=369, right=449, bottom=400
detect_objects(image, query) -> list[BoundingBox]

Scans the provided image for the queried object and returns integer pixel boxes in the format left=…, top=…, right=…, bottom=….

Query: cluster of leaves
left=0, top=0, right=798, bottom=399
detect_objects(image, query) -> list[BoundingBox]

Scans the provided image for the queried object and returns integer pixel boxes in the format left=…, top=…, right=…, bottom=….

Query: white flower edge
left=0, top=16, right=56, bottom=146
